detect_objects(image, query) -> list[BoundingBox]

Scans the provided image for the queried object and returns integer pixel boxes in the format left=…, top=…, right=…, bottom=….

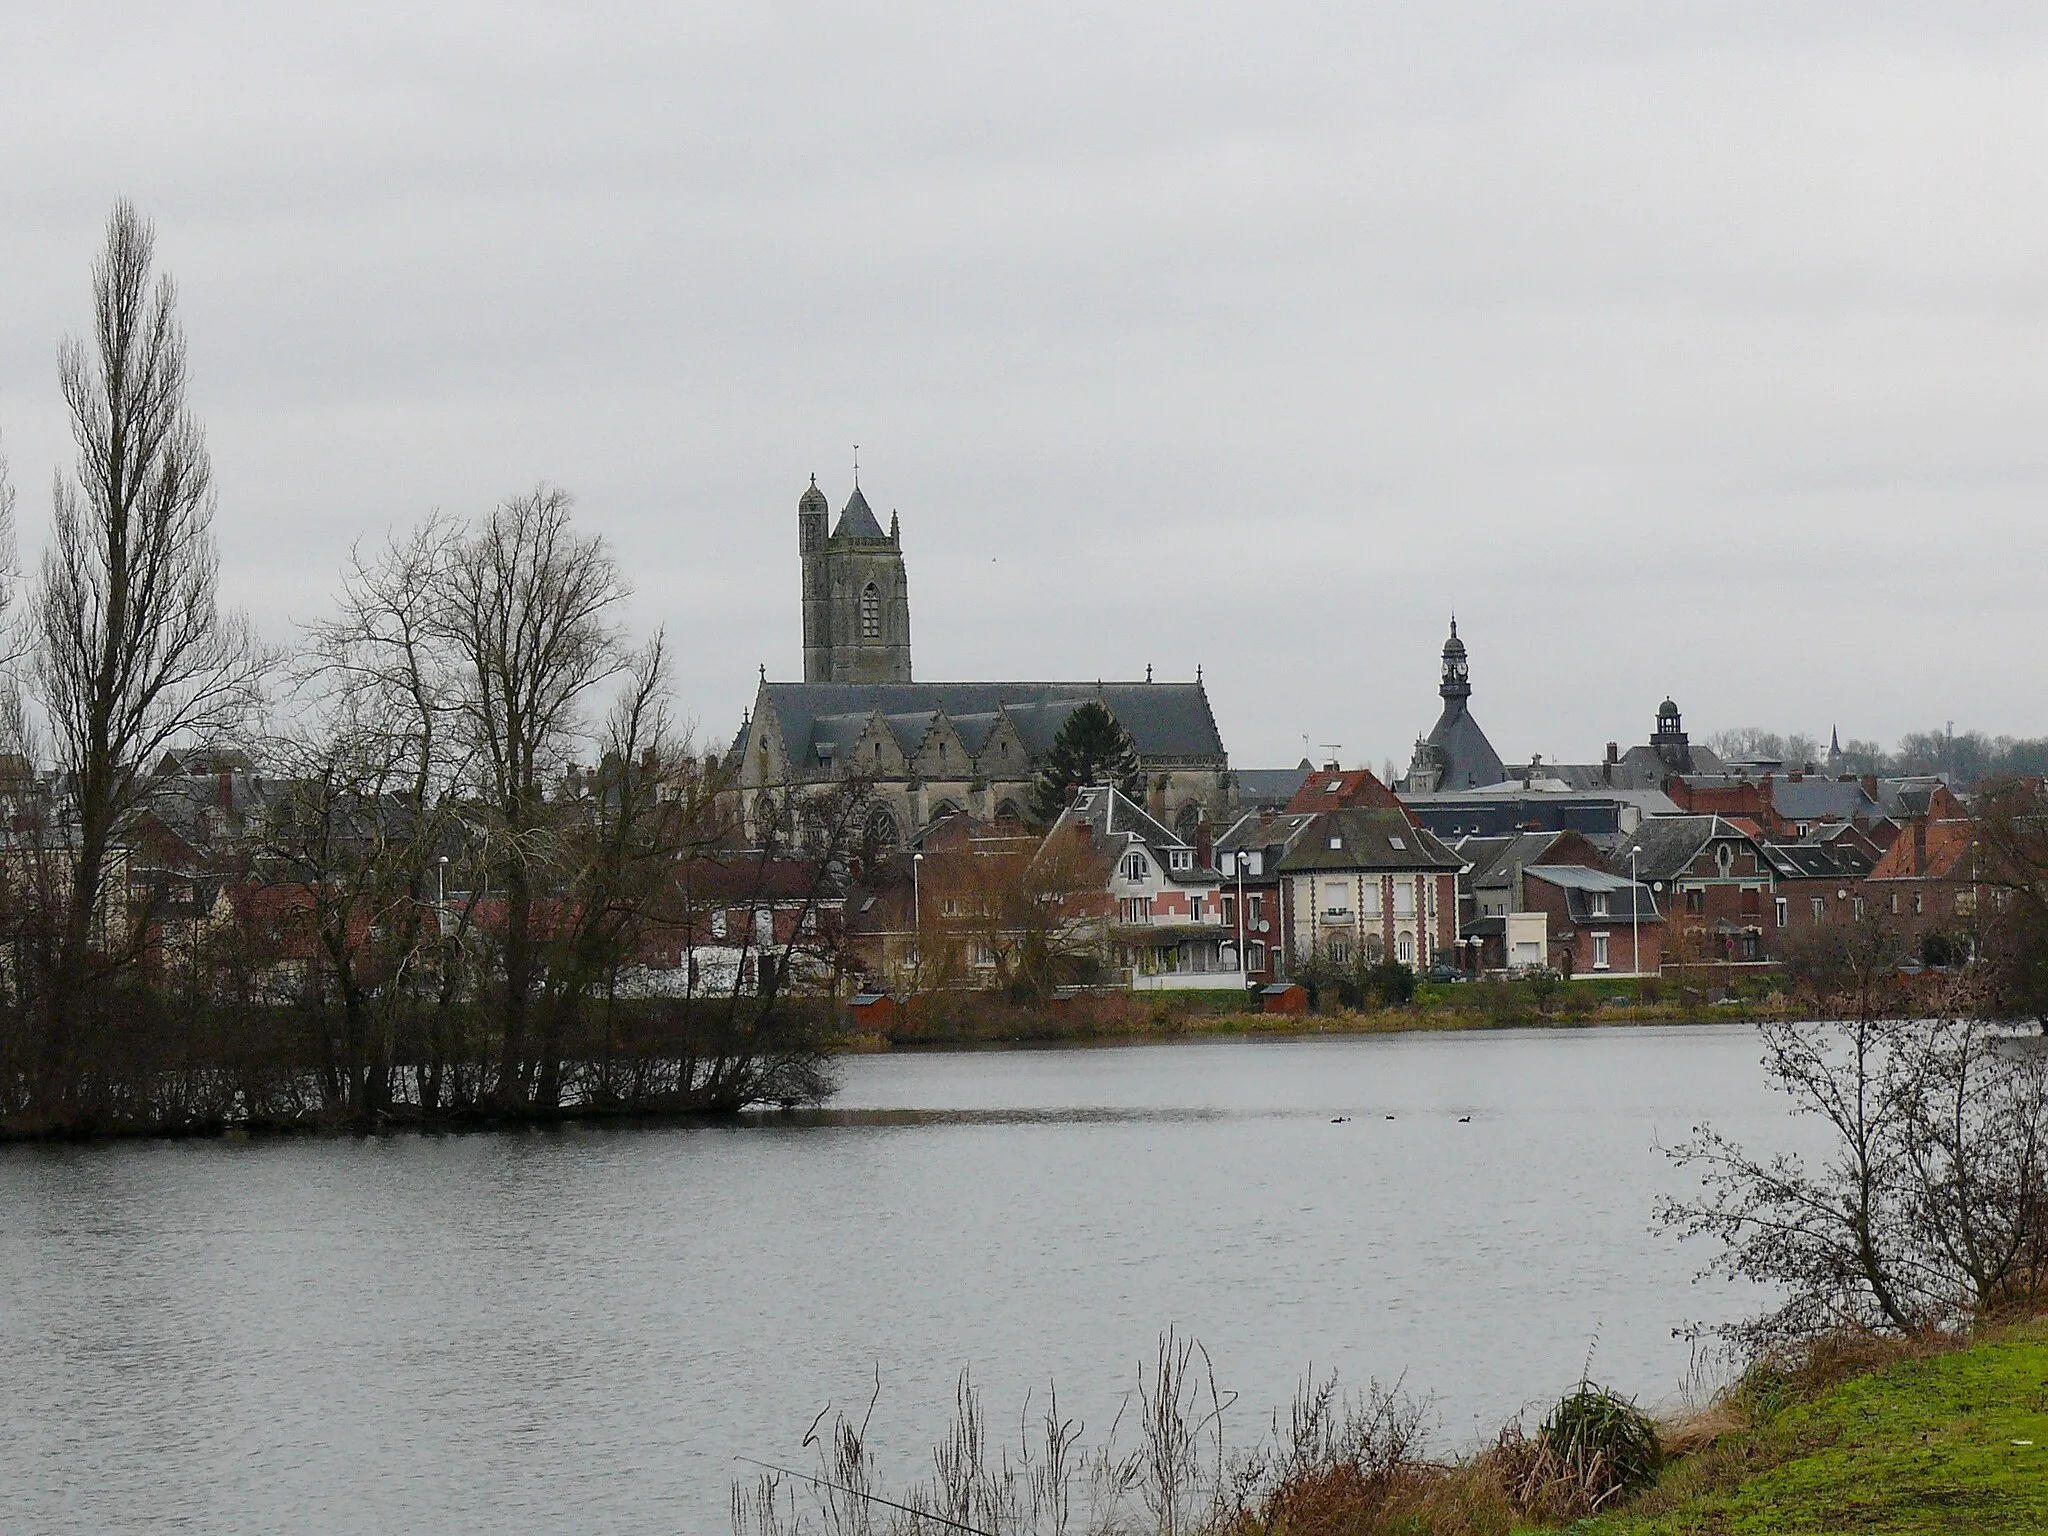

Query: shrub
left=1543, top=1384, right=1662, bottom=1494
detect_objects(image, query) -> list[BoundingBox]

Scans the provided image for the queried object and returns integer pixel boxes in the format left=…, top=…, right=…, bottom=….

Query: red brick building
left=1519, top=865, right=1662, bottom=977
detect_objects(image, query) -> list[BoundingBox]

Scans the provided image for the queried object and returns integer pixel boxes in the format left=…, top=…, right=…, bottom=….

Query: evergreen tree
left=1029, top=701, right=1141, bottom=822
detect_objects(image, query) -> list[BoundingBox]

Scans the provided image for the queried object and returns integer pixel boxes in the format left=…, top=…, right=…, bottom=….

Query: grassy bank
left=834, top=975, right=1796, bottom=1051
left=1562, top=1320, right=2048, bottom=1535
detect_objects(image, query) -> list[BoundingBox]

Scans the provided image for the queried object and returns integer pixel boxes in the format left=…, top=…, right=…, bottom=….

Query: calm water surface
left=2, top=1025, right=1811, bottom=1534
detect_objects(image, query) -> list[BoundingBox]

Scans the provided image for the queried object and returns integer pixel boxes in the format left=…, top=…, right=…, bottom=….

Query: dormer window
left=1169, top=849, right=1193, bottom=872
left=1122, top=852, right=1150, bottom=882
left=1591, top=892, right=1610, bottom=917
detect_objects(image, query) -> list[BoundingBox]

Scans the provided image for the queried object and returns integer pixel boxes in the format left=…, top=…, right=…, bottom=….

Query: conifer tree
left=1029, top=701, right=1140, bottom=822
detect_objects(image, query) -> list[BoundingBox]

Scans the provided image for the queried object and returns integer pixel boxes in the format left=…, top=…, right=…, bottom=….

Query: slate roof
left=1423, top=701, right=1505, bottom=791
left=1610, top=814, right=1755, bottom=882
left=1522, top=864, right=1661, bottom=923
left=1401, top=788, right=1676, bottom=840
left=832, top=486, right=888, bottom=541
left=1457, top=830, right=1567, bottom=889
left=1275, top=808, right=1462, bottom=874
left=1235, top=763, right=1314, bottom=812
left=1051, top=784, right=1215, bottom=885
left=755, top=681, right=1226, bottom=768
left=1760, top=842, right=1866, bottom=881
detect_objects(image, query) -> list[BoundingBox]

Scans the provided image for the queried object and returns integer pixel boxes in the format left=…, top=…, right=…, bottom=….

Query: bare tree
left=435, top=484, right=627, bottom=1108
left=29, top=201, right=266, bottom=1059
left=1662, top=930, right=2048, bottom=1344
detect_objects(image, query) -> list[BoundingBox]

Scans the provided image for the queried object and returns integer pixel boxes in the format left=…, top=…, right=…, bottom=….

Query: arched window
left=863, top=805, right=900, bottom=855
left=995, top=799, right=1022, bottom=824
left=861, top=583, right=881, bottom=642
left=1365, top=934, right=1384, bottom=963
left=1246, top=941, right=1266, bottom=973
left=1397, top=933, right=1414, bottom=964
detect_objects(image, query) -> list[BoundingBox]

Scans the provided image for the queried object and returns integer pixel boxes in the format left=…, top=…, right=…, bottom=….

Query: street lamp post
left=1234, top=847, right=1248, bottom=986
left=911, top=851, right=924, bottom=978
left=1629, top=845, right=1642, bottom=981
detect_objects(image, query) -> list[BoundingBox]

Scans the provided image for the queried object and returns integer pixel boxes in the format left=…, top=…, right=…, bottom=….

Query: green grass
left=1567, top=1327, right=2048, bottom=1535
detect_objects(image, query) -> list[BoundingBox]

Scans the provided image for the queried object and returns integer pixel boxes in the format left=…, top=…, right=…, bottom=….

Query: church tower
left=798, top=477, right=912, bottom=683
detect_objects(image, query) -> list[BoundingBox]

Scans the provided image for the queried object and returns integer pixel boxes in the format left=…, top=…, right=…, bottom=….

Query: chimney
left=1605, top=742, right=1619, bottom=764
left=1913, top=820, right=1927, bottom=876
left=1323, top=759, right=1340, bottom=772
left=1195, top=819, right=1214, bottom=869
left=218, top=770, right=233, bottom=812
left=1862, top=774, right=1878, bottom=799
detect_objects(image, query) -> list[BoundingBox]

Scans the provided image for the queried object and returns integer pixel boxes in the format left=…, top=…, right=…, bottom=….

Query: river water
left=1, top=1024, right=1812, bottom=1534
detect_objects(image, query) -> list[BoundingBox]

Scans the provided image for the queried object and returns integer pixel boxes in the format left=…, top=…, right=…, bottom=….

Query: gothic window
left=863, top=805, right=900, bottom=855
left=861, top=583, right=881, bottom=642
left=995, top=799, right=1022, bottom=823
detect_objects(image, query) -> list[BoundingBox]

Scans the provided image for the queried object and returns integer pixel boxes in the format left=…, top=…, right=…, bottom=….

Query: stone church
left=731, top=478, right=1232, bottom=849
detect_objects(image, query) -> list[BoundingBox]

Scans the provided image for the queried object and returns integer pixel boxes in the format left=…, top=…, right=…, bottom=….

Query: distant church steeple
left=798, top=475, right=912, bottom=683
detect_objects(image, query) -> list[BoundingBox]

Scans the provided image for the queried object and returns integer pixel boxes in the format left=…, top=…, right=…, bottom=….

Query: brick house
left=1611, top=815, right=1777, bottom=965
left=1757, top=840, right=1875, bottom=951
left=1866, top=795, right=1987, bottom=955
left=1276, top=807, right=1462, bottom=970
left=1214, top=810, right=1314, bottom=988
left=1043, top=785, right=1236, bottom=989
left=1518, top=865, right=1662, bottom=977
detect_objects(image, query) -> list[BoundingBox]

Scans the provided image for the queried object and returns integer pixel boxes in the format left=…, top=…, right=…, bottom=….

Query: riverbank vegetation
left=0, top=203, right=851, bottom=1138
left=750, top=928, right=2048, bottom=1533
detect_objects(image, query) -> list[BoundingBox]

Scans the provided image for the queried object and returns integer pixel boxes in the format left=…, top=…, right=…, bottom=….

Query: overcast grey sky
left=2, top=3, right=2043, bottom=770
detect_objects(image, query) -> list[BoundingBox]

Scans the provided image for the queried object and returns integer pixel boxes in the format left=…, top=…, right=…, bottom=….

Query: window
left=1775, top=897, right=1788, bottom=929
left=1221, top=896, right=1235, bottom=929
left=1590, top=892, right=1610, bottom=918
left=1716, top=844, right=1734, bottom=876
left=755, top=909, right=774, bottom=945
left=1685, top=889, right=1705, bottom=914
left=1246, top=940, right=1266, bottom=973
left=1169, top=849, right=1194, bottom=872
left=1394, top=878, right=1415, bottom=918
left=1593, top=933, right=1610, bottom=969
left=1122, top=852, right=1150, bottom=882
left=1890, top=892, right=1900, bottom=914
left=1852, top=896, right=1867, bottom=920
left=941, top=898, right=961, bottom=918
left=1365, top=934, right=1384, bottom=963
left=1327, top=935, right=1352, bottom=965
left=1244, top=851, right=1262, bottom=877
left=1190, top=897, right=1205, bottom=923
left=860, top=583, right=881, bottom=641
left=1322, top=881, right=1351, bottom=915
left=1118, top=896, right=1154, bottom=925
left=1248, top=894, right=1264, bottom=927
left=1397, top=933, right=1414, bottom=963
left=709, top=910, right=727, bottom=940
left=1913, top=893, right=1923, bottom=915
left=1328, top=836, right=1343, bottom=851
left=1812, top=897, right=1826, bottom=920
left=1389, top=836, right=1406, bottom=850
left=1956, top=889, right=1977, bottom=916
left=1361, top=880, right=1382, bottom=917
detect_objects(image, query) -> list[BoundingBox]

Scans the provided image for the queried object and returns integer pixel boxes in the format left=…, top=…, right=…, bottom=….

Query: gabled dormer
left=911, top=710, right=972, bottom=782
